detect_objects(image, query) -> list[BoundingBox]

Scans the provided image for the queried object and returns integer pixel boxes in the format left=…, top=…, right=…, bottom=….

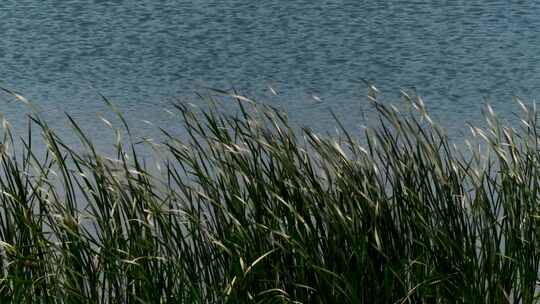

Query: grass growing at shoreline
left=0, top=88, right=539, bottom=303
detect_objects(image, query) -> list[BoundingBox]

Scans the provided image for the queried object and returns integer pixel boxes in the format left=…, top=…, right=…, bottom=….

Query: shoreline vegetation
left=0, top=87, right=539, bottom=303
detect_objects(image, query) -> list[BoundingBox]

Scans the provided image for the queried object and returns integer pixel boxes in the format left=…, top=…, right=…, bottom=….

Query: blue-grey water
left=1, top=1, right=539, bottom=148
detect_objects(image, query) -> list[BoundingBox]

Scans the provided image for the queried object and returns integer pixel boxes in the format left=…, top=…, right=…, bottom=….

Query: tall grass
left=0, top=88, right=539, bottom=303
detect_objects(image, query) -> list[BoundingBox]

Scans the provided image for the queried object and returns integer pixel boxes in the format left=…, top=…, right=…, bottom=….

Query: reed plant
left=0, top=87, right=539, bottom=303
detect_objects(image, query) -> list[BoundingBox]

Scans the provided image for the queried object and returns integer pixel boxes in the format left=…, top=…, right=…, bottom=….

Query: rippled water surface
left=1, top=1, right=540, bottom=145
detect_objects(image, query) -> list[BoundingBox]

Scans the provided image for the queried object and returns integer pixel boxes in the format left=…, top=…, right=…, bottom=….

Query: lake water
left=1, top=1, right=540, bottom=148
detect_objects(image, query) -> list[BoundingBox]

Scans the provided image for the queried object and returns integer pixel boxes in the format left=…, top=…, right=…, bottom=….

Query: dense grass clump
left=0, top=88, right=540, bottom=303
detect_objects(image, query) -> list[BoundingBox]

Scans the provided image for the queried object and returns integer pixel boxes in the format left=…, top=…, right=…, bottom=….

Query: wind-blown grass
left=0, top=88, right=539, bottom=303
